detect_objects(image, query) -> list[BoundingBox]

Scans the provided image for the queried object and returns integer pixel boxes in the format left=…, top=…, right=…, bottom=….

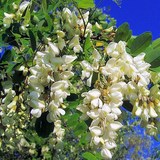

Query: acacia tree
left=0, top=0, right=160, bottom=159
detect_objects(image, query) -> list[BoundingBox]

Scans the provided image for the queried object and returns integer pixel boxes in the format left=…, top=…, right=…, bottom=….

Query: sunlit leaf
left=130, top=32, right=152, bottom=56
left=115, top=22, right=132, bottom=42
left=82, top=152, right=97, bottom=160
left=76, top=0, right=95, bottom=9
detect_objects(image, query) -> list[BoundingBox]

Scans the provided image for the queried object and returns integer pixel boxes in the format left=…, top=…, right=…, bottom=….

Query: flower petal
left=101, top=148, right=112, bottom=159
left=110, top=121, right=123, bottom=131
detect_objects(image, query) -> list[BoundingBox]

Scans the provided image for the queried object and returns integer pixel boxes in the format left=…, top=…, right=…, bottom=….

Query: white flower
left=69, top=35, right=83, bottom=53
left=62, top=8, right=72, bottom=20
left=109, top=121, right=123, bottom=131
left=135, top=107, right=142, bottom=116
left=93, top=136, right=101, bottom=145
left=29, top=91, right=40, bottom=99
left=31, top=108, right=42, bottom=118
left=85, top=23, right=93, bottom=37
left=87, top=109, right=99, bottom=119
left=142, top=108, right=150, bottom=121
left=90, top=98, right=103, bottom=109
left=28, top=75, right=44, bottom=92
left=125, top=81, right=138, bottom=101
left=62, top=55, right=77, bottom=64
left=89, top=126, right=103, bottom=136
left=106, top=41, right=126, bottom=58
left=80, top=60, right=93, bottom=86
left=92, top=49, right=101, bottom=70
left=54, top=89, right=69, bottom=103
left=82, top=11, right=89, bottom=24
left=48, top=42, right=60, bottom=56
left=56, top=30, right=65, bottom=38
left=51, top=80, right=69, bottom=92
left=101, top=148, right=112, bottom=159
left=47, top=101, right=65, bottom=121
left=100, top=58, right=122, bottom=82
left=82, top=89, right=101, bottom=100
left=57, top=36, right=66, bottom=50
left=60, top=71, right=74, bottom=80
left=146, top=124, right=158, bottom=136
left=133, top=53, right=151, bottom=73
left=104, top=140, right=117, bottom=150
left=95, top=22, right=102, bottom=30
left=2, top=89, right=16, bottom=104
left=3, top=12, right=15, bottom=28
left=30, top=99, right=45, bottom=109
left=149, top=106, right=158, bottom=118
left=53, top=120, right=65, bottom=142
left=107, top=83, right=124, bottom=108
left=19, top=1, right=30, bottom=13
left=93, top=49, right=101, bottom=61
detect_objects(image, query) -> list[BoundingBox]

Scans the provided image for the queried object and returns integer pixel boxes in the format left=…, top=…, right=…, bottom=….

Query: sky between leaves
left=95, top=0, right=160, bottom=40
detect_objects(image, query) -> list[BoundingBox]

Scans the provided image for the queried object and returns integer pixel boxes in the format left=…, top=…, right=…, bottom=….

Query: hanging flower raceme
left=62, top=8, right=92, bottom=38
left=77, top=40, right=160, bottom=159
left=77, top=87, right=123, bottom=159
left=28, top=41, right=77, bottom=142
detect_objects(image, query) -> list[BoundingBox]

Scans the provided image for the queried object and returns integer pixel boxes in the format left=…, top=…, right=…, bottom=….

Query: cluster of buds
left=0, top=87, right=30, bottom=153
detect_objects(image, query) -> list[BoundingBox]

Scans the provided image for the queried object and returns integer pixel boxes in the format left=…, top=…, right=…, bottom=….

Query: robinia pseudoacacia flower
left=1, top=1, right=160, bottom=159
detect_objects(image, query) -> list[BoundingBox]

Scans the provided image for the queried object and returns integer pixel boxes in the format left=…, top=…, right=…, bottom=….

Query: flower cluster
left=27, top=7, right=95, bottom=144
left=77, top=41, right=160, bottom=158
left=28, top=42, right=77, bottom=136
left=3, top=1, right=30, bottom=31
left=62, top=8, right=92, bottom=38
left=0, top=87, right=30, bottom=153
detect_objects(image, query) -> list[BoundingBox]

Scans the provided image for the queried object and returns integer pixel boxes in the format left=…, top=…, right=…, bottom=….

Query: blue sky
left=95, top=0, right=160, bottom=40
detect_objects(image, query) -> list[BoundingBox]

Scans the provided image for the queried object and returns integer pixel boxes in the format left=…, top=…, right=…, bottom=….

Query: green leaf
left=84, top=34, right=93, bottom=53
left=6, top=62, right=17, bottom=74
left=76, top=0, right=95, bottom=9
left=67, top=113, right=79, bottom=127
left=115, top=22, right=132, bottom=42
left=23, top=7, right=31, bottom=25
left=151, top=38, right=160, bottom=49
left=144, top=37, right=160, bottom=68
left=130, top=32, right=152, bottom=56
left=79, top=132, right=91, bottom=145
left=127, top=36, right=136, bottom=48
left=98, top=14, right=107, bottom=21
left=145, top=47, right=160, bottom=67
left=82, top=152, right=97, bottom=160
left=42, top=0, right=47, bottom=12
left=94, top=152, right=103, bottom=160
left=74, top=121, right=87, bottom=136
left=68, top=99, right=80, bottom=109
left=150, top=66, right=160, bottom=72
left=28, top=30, right=36, bottom=51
